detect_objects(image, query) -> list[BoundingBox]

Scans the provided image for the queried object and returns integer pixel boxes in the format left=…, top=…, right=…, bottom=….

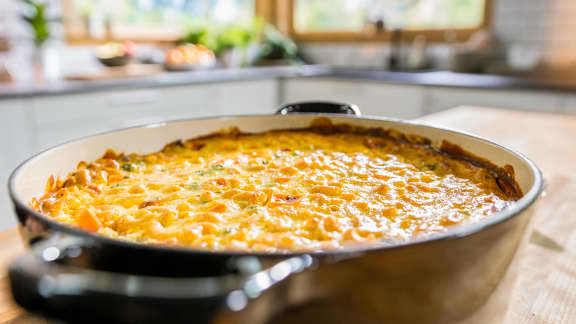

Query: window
left=290, top=0, right=490, bottom=42
left=62, top=0, right=490, bottom=44
left=64, top=0, right=255, bottom=43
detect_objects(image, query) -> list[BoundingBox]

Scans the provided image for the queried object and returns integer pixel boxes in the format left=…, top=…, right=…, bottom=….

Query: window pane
left=294, top=0, right=486, bottom=33
left=294, top=0, right=369, bottom=32
left=68, top=0, right=254, bottom=40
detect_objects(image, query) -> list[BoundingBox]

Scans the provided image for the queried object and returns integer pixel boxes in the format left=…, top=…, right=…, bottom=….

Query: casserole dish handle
left=8, top=234, right=314, bottom=324
left=276, top=101, right=361, bottom=115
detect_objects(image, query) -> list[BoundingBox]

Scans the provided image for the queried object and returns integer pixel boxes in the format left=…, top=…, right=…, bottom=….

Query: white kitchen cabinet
left=424, top=87, right=562, bottom=114
left=556, top=95, right=576, bottom=115
left=217, top=80, right=279, bottom=115
left=30, top=80, right=279, bottom=150
left=30, top=84, right=217, bottom=149
left=0, top=99, right=36, bottom=229
left=280, top=78, right=425, bottom=119
left=281, top=78, right=568, bottom=117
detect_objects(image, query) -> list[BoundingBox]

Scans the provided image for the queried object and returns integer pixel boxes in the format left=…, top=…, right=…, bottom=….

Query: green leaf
left=20, top=0, right=52, bottom=46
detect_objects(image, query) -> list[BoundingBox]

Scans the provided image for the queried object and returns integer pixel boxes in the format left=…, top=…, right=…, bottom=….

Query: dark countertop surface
left=0, top=65, right=331, bottom=100
left=328, top=68, right=576, bottom=92
left=2, top=64, right=576, bottom=100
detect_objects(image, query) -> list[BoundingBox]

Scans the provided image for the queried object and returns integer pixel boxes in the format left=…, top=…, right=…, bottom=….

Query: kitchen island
left=0, top=106, right=574, bottom=323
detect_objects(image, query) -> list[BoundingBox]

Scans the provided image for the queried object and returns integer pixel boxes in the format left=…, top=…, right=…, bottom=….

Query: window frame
left=277, top=0, right=492, bottom=43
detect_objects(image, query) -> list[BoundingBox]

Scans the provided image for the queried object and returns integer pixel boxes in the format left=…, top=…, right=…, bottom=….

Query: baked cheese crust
left=33, top=124, right=518, bottom=252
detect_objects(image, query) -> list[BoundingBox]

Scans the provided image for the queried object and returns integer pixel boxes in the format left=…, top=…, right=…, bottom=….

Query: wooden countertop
left=420, top=107, right=576, bottom=323
left=1, top=106, right=575, bottom=323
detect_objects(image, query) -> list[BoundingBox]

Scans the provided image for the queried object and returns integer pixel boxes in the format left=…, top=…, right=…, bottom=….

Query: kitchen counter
left=329, top=68, right=576, bottom=93
left=0, top=65, right=331, bottom=100
left=0, top=106, right=575, bottom=323
left=2, top=65, right=576, bottom=100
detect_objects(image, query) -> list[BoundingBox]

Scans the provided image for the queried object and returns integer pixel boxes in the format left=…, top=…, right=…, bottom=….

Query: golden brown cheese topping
left=33, top=128, right=518, bottom=252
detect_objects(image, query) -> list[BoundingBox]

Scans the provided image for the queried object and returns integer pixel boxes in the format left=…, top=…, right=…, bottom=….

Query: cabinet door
left=153, top=83, right=221, bottom=120
left=31, top=90, right=161, bottom=149
left=361, top=82, right=425, bottom=118
left=217, top=80, right=278, bottom=115
left=557, top=95, right=576, bottom=115
left=30, top=81, right=279, bottom=150
left=30, top=85, right=220, bottom=149
left=280, top=78, right=425, bottom=119
left=0, top=99, right=35, bottom=229
left=426, top=87, right=561, bottom=114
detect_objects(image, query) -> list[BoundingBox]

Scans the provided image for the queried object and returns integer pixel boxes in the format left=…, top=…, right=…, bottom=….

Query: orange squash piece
left=76, top=209, right=101, bottom=232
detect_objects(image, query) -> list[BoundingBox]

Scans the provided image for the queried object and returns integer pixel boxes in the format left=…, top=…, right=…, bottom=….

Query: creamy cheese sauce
left=34, top=130, right=516, bottom=252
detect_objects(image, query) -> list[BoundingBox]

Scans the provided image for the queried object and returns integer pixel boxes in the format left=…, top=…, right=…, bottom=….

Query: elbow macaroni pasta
left=33, top=122, right=518, bottom=252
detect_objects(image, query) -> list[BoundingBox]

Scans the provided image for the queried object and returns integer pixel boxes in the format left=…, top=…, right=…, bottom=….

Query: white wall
left=492, top=0, right=551, bottom=54
left=298, top=0, right=560, bottom=70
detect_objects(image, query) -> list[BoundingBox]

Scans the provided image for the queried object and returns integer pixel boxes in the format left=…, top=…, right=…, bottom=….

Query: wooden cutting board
left=0, top=106, right=574, bottom=323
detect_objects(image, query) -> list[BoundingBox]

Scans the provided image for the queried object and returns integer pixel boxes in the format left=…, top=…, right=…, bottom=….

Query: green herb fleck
left=195, top=170, right=210, bottom=176
left=220, top=227, right=233, bottom=236
left=111, top=183, right=122, bottom=188
left=246, top=205, right=259, bottom=211
left=261, top=160, right=269, bottom=165
left=121, top=164, right=133, bottom=172
left=188, top=182, right=200, bottom=190
left=212, top=164, right=225, bottom=171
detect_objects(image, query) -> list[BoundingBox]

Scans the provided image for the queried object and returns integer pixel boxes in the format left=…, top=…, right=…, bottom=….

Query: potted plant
left=218, top=19, right=263, bottom=68
left=256, top=24, right=304, bottom=66
left=179, top=26, right=222, bottom=55
left=20, top=0, right=58, bottom=81
left=180, top=18, right=264, bottom=68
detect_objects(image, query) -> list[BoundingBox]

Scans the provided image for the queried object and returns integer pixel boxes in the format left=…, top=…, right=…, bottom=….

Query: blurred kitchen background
left=1, top=0, right=576, bottom=229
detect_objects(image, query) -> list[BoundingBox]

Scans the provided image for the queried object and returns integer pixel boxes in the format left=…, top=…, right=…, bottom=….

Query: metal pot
left=7, top=102, right=543, bottom=324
